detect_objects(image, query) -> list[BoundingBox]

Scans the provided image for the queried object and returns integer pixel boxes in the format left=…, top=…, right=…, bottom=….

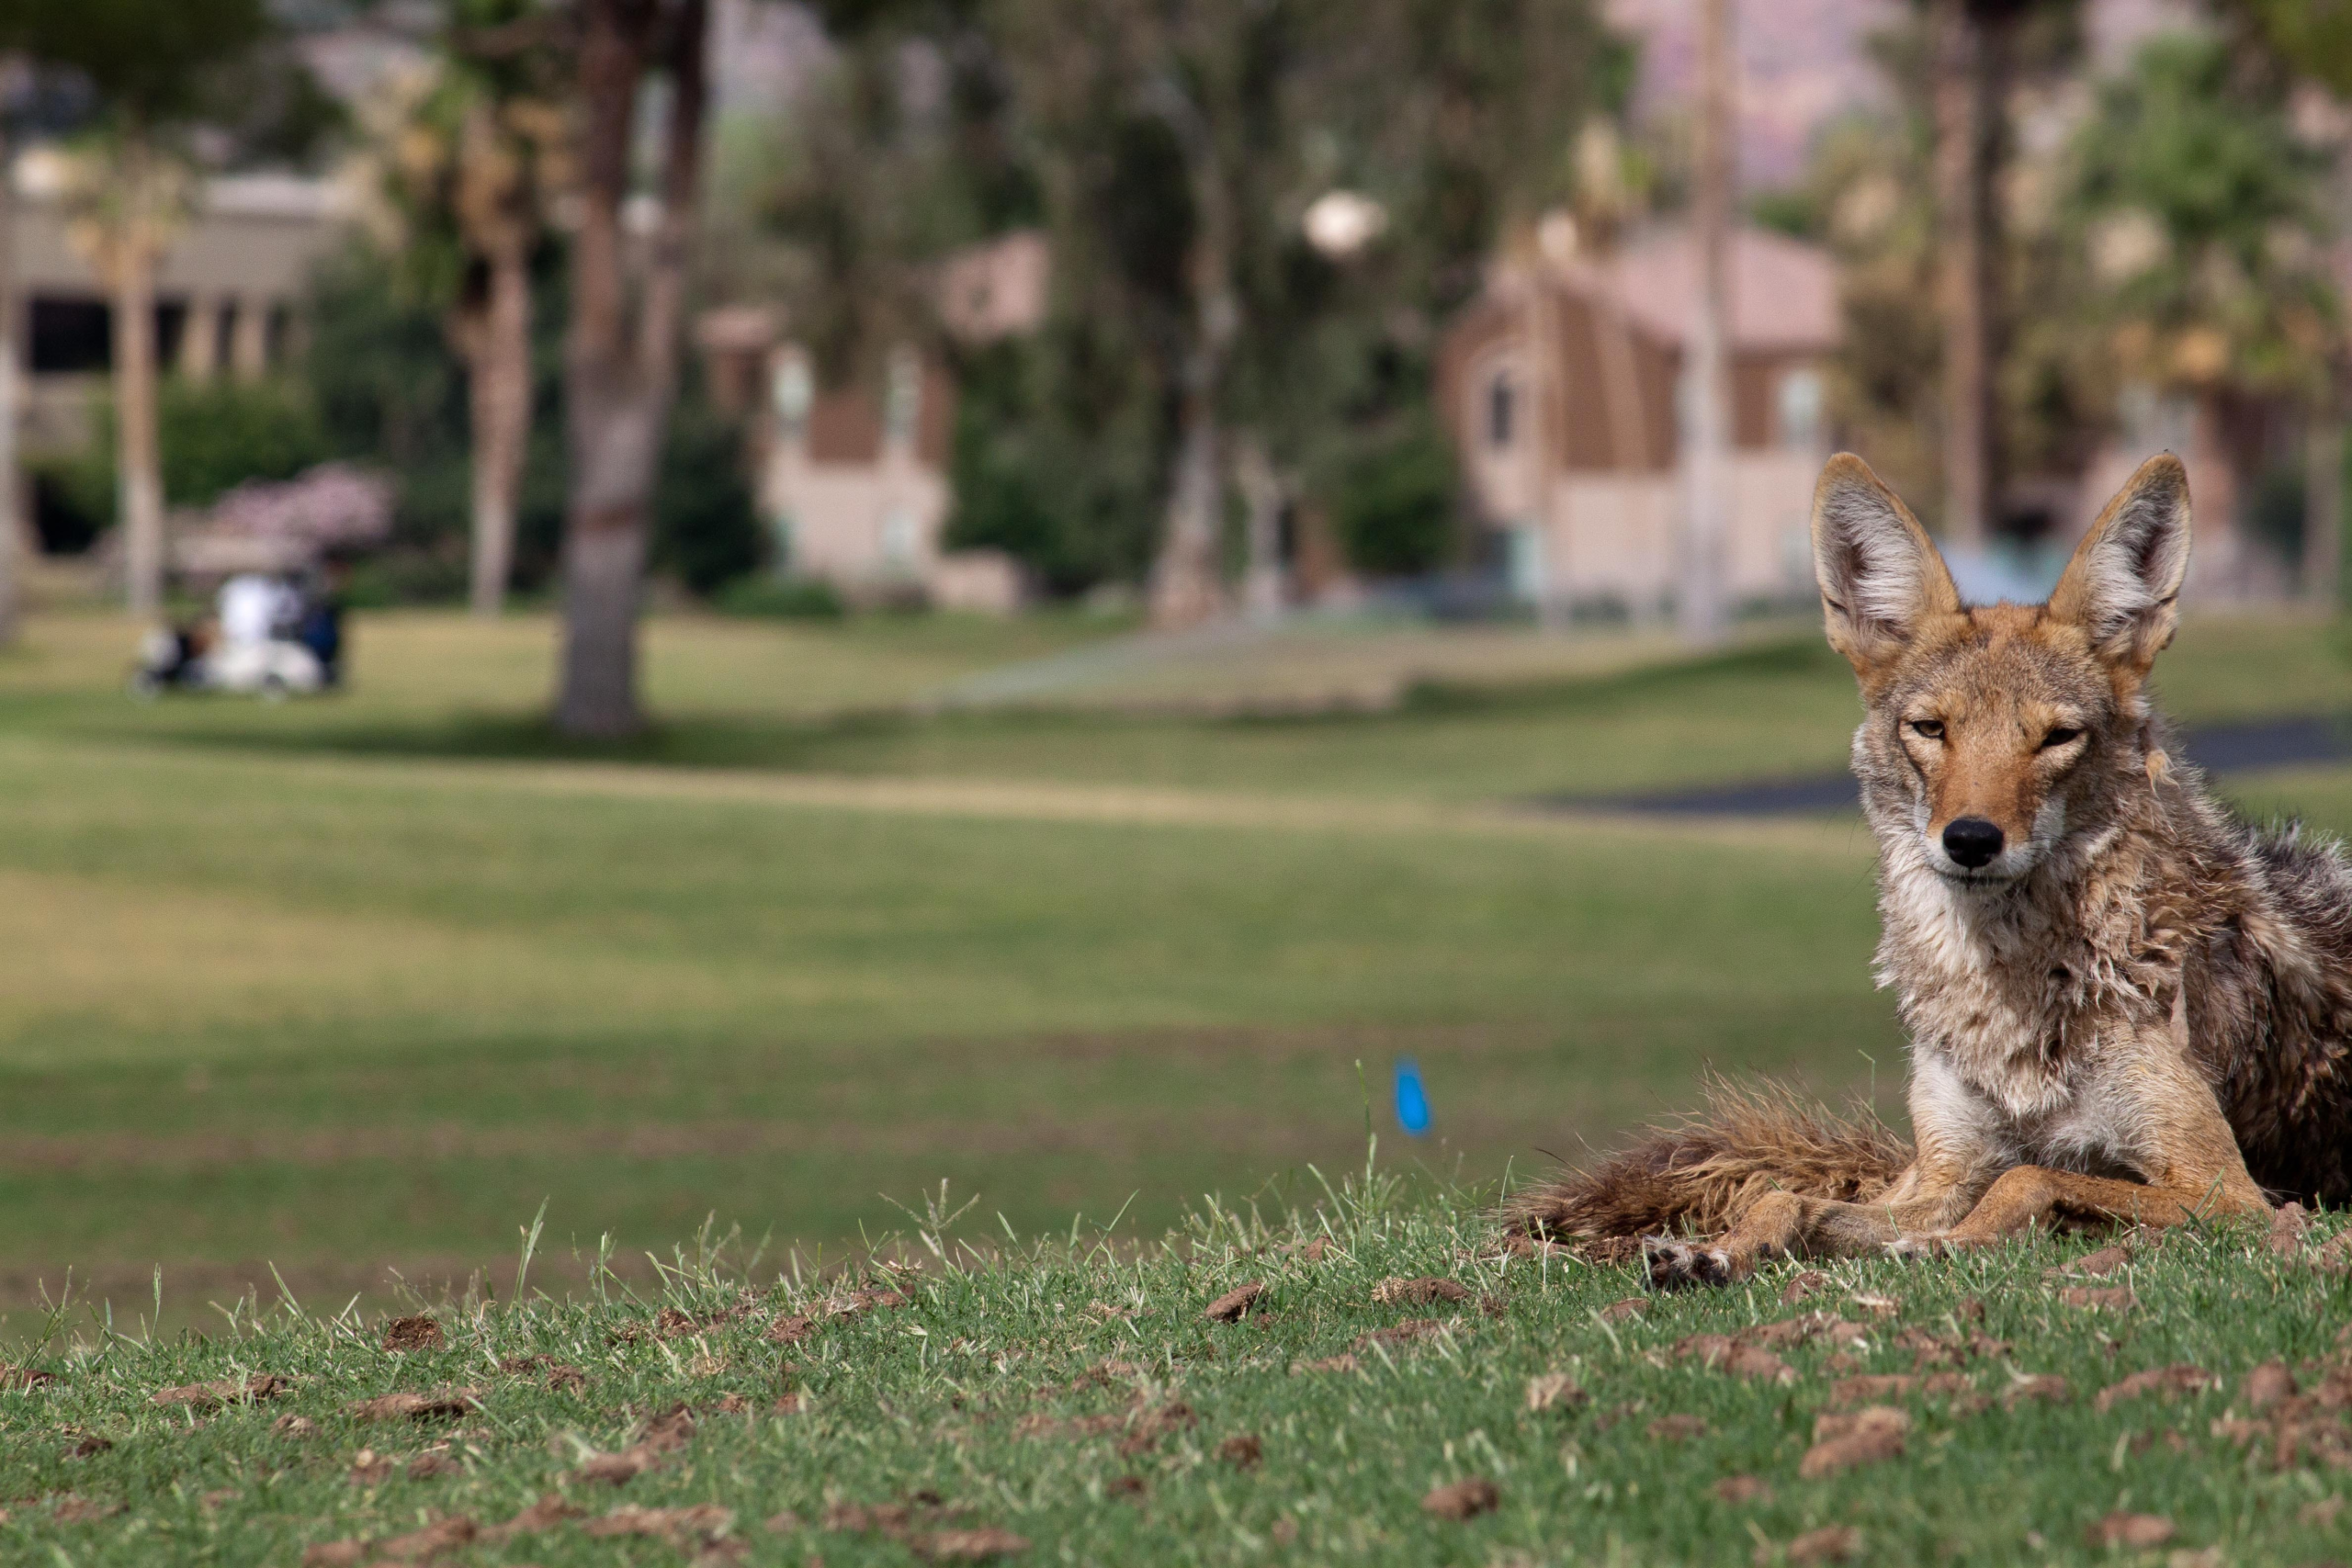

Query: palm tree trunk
left=1679, top=0, right=1732, bottom=644
left=0, top=125, right=21, bottom=647
left=469, top=241, right=532, bottom=619
left=1932, top=0, right=2000, bottom=550
left=115, top=238, right=164, bottom=618
left=555, top=0, right=707, bottom=738
left=1235, top=429, right=1284, bottom=621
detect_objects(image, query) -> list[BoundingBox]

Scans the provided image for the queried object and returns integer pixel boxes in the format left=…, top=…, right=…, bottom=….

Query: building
left=1436, top=223, right=1838, bottom=617
left=694, top=231, right=1047, bottom=612
left=10, top=153, right=351, bottom=460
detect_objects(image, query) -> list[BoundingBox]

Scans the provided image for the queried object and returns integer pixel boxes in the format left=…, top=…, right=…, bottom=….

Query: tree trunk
left=0, top=125, right=20, bottom=648
left=1235, top=428, right=1284, bottom=622
left=115, top=237, right=164, bottom=618
left=1932, top=0, right=1999, bottom=550
left=1679, top=0, right=1732, bottom=645
left=2307, top=420, right=2342, bottom=611
left=1147, top=94, right=1236, bottom=632
left=554, top=0, right=707, bottom=738
left=1148, top=377, right=1223, bottom=628
left=468, top=241, right=532, bottom=619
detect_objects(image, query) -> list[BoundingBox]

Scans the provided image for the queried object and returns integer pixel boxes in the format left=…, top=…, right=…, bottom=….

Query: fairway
left=0, top=607, right=2346, bottom=1328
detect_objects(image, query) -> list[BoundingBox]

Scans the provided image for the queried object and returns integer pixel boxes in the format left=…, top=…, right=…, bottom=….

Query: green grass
left=0, top=604, right=2346, bottom=1346
left=6, top=1184, right=2352, bottom=1565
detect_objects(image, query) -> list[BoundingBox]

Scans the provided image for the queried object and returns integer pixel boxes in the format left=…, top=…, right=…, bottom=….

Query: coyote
left=1516, top=453, right=2352, bottom=1287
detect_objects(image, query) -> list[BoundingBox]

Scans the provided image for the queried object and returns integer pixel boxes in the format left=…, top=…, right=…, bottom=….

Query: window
left=28, top=296, right=110, bottom=374
left=1777, top=367, right=1825, bottom=450
left=1487, top=372, right=1514, bottom=449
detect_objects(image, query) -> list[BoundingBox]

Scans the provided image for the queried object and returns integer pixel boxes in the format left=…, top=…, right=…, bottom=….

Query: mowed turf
left=0, top=607, right=2345, bottom=1327
left=7, top=1190, right=2352, bottom=1565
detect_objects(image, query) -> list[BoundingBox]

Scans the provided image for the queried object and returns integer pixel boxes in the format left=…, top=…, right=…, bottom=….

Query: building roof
left=1575, top=224, right=1839, bottom=355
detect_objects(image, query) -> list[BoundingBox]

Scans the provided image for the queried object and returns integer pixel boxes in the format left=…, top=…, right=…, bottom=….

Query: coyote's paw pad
left=1643, top=1236, right=1735, bottom=1292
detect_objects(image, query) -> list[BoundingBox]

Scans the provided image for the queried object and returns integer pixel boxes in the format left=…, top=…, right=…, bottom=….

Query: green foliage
left=943, top=339, right=1163, bottom=595
left=0, top=0, right=267, bottom=125
left=2069, top=32, right=2337, bottom=398
left=715, top=576, right=849, bottom=619
left=303, top=241, right=570, bottom=598
left=36, top=378, right=332, bottom=538
left=653, top=392, right=763, bottom=596
left=1329, top=417, right=1459, bottom=578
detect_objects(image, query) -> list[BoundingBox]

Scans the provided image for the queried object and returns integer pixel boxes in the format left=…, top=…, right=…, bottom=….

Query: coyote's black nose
left=1941, top=817, right=2004, bottom=869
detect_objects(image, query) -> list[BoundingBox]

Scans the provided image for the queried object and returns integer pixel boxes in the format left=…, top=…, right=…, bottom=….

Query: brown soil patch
left=2094, top=1364, right=2216, bottom=1413
left=1714, top=1474, right=1772, bottom=1505
left=1599, top=1296, right=1646, bottom=1324
left=2045, top=1245, right=2131, bottom=1280
left=1353, top=1318, right=1447, bottom=1353
left=486, top=1494, right=585, bottom=1540
left=1800, top=1406, right=1907, bottom=1478
left=1647, top=1414, right=1708, bottom=1440
left=2086, top=1512, right=2174, bottom=1550
left=2057, top=1284, right=2134, bottom=1311
left=586, top=1504, right=735, bottom=1543
left=381, top=1314, right=445, bottom=1352
left=344, top=1389, right=480, bottom=1422
left=1218, top=1433, right=1262, bottom=1468
left=1781, top=1270, right=1829, bottom=1304
left=1420, top=1477, right=1499, bottom=1520
left=153, top=1372, right=290, bottom=1411
left=1204, top=1281, right=1266, bottom=1323
left=1781, top=1524, right=1861, bottom=1563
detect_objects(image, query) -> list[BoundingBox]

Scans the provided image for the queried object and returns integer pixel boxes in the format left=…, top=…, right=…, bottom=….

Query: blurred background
left=0, top=0, right=2349, bottom=1325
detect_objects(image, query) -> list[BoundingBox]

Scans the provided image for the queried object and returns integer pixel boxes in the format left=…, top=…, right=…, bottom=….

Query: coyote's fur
left=1513, top=453, right=2352, bottom=1287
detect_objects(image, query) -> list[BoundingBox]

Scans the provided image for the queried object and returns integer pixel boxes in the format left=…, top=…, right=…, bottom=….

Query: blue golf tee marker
left=1394, top=1057, right=1431, bottom=1136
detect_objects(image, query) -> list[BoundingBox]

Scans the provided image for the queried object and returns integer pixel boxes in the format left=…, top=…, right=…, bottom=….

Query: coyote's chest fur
left=1865, top=731, right=2352, bottom=1202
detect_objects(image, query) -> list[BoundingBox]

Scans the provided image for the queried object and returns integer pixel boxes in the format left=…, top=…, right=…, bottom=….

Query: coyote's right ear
left=1810, top=454, right=1961, bottom=682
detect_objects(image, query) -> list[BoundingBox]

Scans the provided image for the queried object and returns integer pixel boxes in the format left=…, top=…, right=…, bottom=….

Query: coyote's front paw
left=1643, top=1235, right=1735, bottom=1292
left=1884, top=1234, right=1951, bottom=1262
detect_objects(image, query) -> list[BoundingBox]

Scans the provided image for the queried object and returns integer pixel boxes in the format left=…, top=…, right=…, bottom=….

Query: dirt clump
left=1800, top=1405, right=1908, bottom=1478
left=1218, top=1433, right=1262, bottom=1468
left=2094, top=1364, right=2216, bottom=1413
left=344, top=1389, right=480, bottom=1423
left=2057, top=1284, right=2134, bottom=1311
left=1204, top=1281, right=1266, bottom=1323
left=1420, top=1476, right=1499, bottom=1520
left=380, top=1315, right=444, bottom=1353
left=2085, top=1512, right=2174, bottom=1549
left=153, top=1373, right=290, bottom=1412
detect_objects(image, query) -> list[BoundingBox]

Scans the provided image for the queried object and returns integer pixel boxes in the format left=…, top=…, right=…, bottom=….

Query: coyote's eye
left=2041, top=727, right=2082, bottom=750
left=1907, top=719, right=1944, bottom=740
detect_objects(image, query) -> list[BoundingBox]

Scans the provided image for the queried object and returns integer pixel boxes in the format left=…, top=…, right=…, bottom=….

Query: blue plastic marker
left=1394, top=1057, right=1431, bottom=1136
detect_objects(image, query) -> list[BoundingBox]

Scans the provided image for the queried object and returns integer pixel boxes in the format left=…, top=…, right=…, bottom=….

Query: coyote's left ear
left=2049, top=454, right=2191, bottom=675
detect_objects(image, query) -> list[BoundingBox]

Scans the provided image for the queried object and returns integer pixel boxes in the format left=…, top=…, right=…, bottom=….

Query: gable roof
left=1577, top=224, right=1839, bottom=355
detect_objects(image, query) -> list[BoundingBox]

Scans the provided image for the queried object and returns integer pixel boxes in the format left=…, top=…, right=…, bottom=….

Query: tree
left=385, top=0, right=571, bottom=618
left=553, top=0, right=710, bottom=738
left=1, top=0, right=275, bottom=617
left=1009, top=0, right=1617, bottom=625
left=2069, top=31, right=2337, bottom=596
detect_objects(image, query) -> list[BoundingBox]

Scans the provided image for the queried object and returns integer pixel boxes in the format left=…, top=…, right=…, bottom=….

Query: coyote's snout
left=1515, top=452, right=2352, bottom=1287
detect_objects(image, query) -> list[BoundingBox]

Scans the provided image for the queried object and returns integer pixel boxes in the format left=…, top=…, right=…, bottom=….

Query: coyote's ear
left=1810, top=454, right=1961, bottom=681
left=2048, top=454, right=2191, bottom=675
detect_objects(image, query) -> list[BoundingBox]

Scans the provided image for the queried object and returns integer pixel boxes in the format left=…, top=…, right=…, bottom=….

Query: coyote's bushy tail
left=1507, top=1079, right=1911, bottom=1247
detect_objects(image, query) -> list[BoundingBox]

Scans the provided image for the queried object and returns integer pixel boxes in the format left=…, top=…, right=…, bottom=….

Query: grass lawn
left=0, top=604, right=2344, bottom=1347
left=6, top=1188, right=2352, bottom=1565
